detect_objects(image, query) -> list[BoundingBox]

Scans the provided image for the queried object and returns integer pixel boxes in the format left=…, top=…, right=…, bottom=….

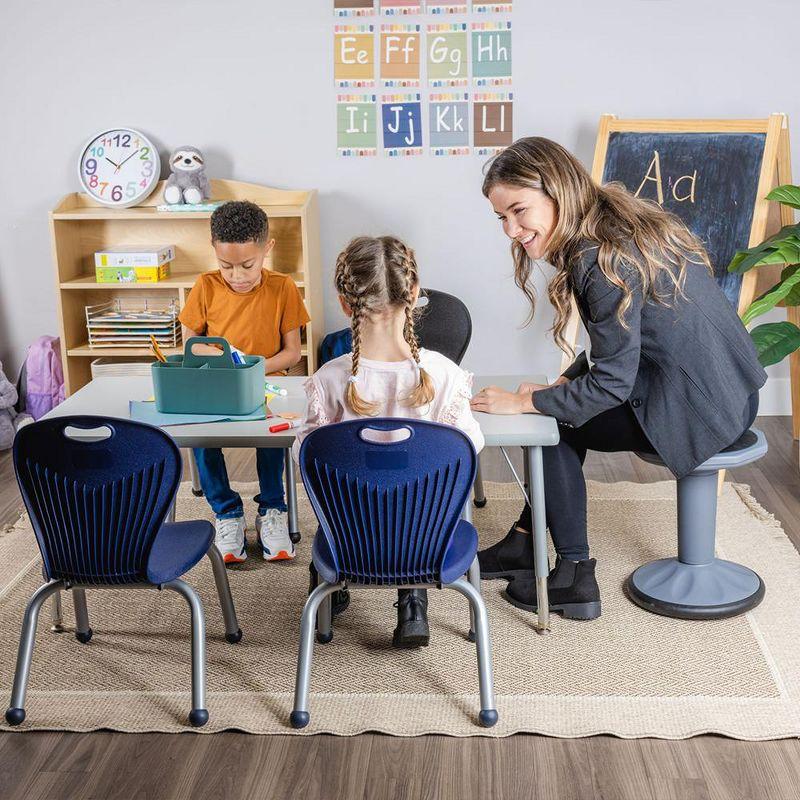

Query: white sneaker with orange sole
left=256, top=509, right=295, bottom=561
left=215, top=516, right=247, bottom=564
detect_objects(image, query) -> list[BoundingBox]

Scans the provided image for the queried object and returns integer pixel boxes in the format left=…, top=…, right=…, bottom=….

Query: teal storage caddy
left=152, top=337, right=265, bottom=415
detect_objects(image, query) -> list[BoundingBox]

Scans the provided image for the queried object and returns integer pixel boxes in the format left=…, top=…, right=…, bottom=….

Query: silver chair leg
left=5, top=580, right=65, bottom=725
left=474, top=458, right=487, bottom=508
left=72, top=589, right=92, bottom=643
left=188, top=449, right=203, bottom=496
left=206, top=545, right=242, bottom=644
left=290, top=582, right=341, bottom=729
left=467, top=556, right=482, bottom=642
left=284, top=449, right=301, bottom=544
left=163, top=578, right=208, bottom=727
left=449, top=577, right=498, bottom=727
left=526, top=445, right=551, bottom=633
left=317, top=594, right=333, bottom=644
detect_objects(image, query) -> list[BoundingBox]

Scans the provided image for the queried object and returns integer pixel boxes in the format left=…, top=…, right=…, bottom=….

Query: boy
left=180, top=200, right=310, bottom=565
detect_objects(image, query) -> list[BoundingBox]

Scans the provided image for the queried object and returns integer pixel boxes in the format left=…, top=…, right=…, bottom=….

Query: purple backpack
left=24, top=336, right=66, bottom=420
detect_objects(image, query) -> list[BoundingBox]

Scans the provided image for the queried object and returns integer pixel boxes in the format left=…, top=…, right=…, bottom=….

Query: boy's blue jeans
left=193, top=447, right=287, bottom=519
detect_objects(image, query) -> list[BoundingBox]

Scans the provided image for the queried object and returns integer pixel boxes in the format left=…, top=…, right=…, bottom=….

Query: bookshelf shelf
left=52, top=179, right=322, bottom=394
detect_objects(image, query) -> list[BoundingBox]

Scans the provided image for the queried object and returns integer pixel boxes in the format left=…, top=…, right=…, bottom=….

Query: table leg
left=43, top=564, right=64, bottom=633
left=285, top=448, right=301, bottom=544
left=187, top=449, right=203, bottom=497
left=525, top=445, right=550, bottom=634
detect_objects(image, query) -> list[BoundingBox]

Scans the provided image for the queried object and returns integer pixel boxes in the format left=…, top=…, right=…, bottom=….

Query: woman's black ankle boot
left=308, top=563, right=350, bottom=617
left=478, top=525, right=534, bottom=580
left=393, top=589, right=430, bottom=648
left=504, top=556, right=601, bottom=620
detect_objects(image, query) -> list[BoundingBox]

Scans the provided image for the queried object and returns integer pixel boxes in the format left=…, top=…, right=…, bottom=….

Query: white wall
left=0, top=0, right=796, bottom=411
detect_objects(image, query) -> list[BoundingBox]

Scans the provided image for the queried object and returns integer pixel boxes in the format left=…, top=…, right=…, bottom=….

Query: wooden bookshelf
left=51, top=179, right=322, bottom=395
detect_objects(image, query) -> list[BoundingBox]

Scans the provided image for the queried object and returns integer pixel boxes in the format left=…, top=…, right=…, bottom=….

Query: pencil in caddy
left=152, top=337, right=265, bottom=415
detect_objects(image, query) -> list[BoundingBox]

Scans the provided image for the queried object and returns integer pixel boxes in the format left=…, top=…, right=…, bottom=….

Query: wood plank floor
left=1, top=416, right=798, bottom=800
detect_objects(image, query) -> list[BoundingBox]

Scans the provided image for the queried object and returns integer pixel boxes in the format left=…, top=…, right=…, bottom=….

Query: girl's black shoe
left=393, top=589, right=429, bottom=648
left=504, top=556, right=601, bottom=620
left=477, top=525, right=534, bottom=580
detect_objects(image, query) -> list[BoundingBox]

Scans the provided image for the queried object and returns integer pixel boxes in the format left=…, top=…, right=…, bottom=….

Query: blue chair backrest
left=299, top=419, right=476, bottom=585
left=13, top=416, right=181, bottom=585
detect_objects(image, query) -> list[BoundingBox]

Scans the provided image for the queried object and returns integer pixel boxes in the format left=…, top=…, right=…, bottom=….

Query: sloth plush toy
left=164, top=146, right=211, bottom=205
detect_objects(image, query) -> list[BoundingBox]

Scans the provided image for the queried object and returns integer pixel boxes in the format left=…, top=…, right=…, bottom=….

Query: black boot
left=308, top=563, right=351, bottom=617
left=393, top=589, right=429, bottom=648
left=477, top=525, right=534, bottom=580
left=504, top=557, right=601, bottom=620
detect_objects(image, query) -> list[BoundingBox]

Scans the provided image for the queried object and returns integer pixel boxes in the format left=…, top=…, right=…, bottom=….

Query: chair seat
left=311, top=519, right=478, bottom=586
left=146, top=520, right=215, bottom=585
left=636, top=428, right=767, bottom=473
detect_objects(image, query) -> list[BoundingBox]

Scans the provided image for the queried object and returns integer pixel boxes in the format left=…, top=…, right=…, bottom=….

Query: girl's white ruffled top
left=292, top=348, right=484, bottom=460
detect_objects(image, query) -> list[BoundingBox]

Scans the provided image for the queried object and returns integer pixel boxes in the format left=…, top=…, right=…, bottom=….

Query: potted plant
left=728, top=185, right=800, bottom=366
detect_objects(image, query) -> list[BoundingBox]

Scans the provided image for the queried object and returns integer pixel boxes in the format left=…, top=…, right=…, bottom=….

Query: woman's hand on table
left=471, top=386, right=538, bottom=415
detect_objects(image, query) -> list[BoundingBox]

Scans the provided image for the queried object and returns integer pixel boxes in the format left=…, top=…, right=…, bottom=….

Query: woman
left=470, top=137, right=766, bottom=621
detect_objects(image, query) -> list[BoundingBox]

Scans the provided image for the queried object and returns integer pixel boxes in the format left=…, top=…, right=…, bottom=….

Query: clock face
left=78, top=128, right=160, bottom=208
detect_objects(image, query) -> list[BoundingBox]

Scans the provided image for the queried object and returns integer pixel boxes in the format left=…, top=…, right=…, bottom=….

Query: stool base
left=626, top=558, right=765, bottom=620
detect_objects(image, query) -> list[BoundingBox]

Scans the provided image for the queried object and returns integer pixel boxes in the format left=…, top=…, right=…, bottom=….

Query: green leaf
left=742, top=265, right=800, bottom=324
left=750, top=321, right=800, bottom=367
left=728, top=224, right=800, bottom=273
left=783, top=264, right=800, bottom=306
left=767, top=184, right=800, bottom=210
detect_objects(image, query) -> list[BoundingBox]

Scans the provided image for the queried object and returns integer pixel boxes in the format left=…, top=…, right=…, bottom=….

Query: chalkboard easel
left=564, top=114, right=798, bottom=439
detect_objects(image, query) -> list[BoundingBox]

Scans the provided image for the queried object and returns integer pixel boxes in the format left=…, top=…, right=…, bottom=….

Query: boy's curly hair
left=210, top=201, right=269, bottom=244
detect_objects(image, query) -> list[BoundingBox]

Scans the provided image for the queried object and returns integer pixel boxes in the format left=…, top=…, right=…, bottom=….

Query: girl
left=294, top=235, right=484, bottom=648
left=471, top=137, right=766, bottom=620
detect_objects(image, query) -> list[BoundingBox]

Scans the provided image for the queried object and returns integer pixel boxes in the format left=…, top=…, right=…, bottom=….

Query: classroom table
left=42, top=373, right=559, bottom=632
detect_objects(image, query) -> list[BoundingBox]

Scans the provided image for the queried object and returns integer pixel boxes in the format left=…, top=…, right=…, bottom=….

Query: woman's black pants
left=513, top=394, right=759, bottom=561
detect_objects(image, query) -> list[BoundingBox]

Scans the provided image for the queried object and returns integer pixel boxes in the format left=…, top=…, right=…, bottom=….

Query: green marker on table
left=265, top=380, right=288, bottom=397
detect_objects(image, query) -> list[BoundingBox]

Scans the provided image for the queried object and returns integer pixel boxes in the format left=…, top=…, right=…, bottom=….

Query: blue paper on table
left=129, top=400, right=266, bottom=427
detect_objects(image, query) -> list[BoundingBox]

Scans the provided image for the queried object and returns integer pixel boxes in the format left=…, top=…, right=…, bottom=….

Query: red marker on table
left=269, top=419, right=301, bottom=433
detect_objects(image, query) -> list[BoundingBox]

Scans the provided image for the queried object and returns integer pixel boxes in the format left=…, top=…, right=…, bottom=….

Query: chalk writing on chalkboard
left=602, top=131, right=767, bottom=308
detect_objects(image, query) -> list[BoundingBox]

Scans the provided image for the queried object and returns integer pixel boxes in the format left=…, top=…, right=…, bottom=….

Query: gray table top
left=45, top=374, right=559, bottom=449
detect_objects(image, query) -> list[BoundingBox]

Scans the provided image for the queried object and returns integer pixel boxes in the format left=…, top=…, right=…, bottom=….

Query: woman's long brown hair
left=482, top=137, right=712, bottom=357
left=334, top=236, right=435, bottom=416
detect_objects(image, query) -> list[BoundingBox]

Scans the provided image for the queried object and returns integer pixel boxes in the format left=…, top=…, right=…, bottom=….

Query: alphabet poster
left=381, top=24, right=422, bottom=87
left=382, top=93, right=424, bottom=155
left=338, top=94, right=378, bottom=155
left=334, top=25, right=376, bottom=88
left=332, top=1, right=513, bottom=157
left=335, top=0, right=375, bottom=17
left=427, top=23, right=468, bottom=86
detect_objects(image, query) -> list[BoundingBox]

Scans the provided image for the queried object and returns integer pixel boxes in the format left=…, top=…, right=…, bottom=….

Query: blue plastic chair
left=5, top=416, right=243, bottom=728
left=292, top=419, right=498, bottom=729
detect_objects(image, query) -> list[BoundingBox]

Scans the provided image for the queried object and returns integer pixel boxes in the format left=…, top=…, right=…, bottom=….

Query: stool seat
left=626, top=428, right=767, bottom=620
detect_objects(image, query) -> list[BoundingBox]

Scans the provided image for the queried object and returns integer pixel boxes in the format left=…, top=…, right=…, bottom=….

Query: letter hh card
left=473, top=91, right=513, bottom=154
left=337, top=94, right=378, bottom=156
left=430, top=93, right=470, bottom=156
left=382, top=93, right=424, bottom=156
left=335, top=24, right=376, bottom=88
left=381, top=24, right=421, bottom=87
left=472, top=21, right=512, bottom=86
left=334, top=0, right=375, bottom=17
left=427, top=23, right=468, bottom=87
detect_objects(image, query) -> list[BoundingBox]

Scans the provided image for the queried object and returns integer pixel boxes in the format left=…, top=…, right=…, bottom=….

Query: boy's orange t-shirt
left=179, top=269, right=310, bottom=359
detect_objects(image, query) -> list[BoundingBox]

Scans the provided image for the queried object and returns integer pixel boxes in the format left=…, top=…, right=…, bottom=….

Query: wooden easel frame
left=563, top=114, right=798, bottom=443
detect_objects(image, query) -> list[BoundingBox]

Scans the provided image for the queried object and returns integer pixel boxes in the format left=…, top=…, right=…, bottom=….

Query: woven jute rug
left=1, top=479, right=799, bottom=739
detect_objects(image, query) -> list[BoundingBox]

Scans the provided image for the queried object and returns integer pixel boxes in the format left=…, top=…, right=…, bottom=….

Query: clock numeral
left=126, top=182, right=137, bottom=198
left=140, top=179, right=148, bottom=188
left=139, top=147, right=150, bottom=160
left=111, top=185, right=123, bottom=202
left=121, top=133, right=131, bottom=147
left=84, top=158, right=97, bottom=176
left=88, top=175, right=98, bottom=188
left=98, top=181, right=109, bottom=196
left=141, top=160, right=154, bottom=178
left=89, top=146, right=105, bottom=157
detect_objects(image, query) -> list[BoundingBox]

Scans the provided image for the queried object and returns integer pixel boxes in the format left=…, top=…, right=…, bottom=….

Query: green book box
left=152, top=337, right=265, bottom=415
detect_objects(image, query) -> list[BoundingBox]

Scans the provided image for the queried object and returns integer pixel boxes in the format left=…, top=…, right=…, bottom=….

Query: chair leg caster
left=189, top=708, right=209, bottom=727
left=473, top=498, right=487, bottom=509
left=316, top=630, right=333, bottom=644
left=225, top=628, right=243, bottom=644
left=290, top=531, right=302, bottom=544
left=290, top=710, right=310, bottom=729
left=467, top=629, right=476, bottom=643
left=479, top=709, right=498, bottom=728
left=75, top=628, right=93, bottom=644
left=191, top=489, right=204, bottom=497
left=5, top=707, right=25, bottom=726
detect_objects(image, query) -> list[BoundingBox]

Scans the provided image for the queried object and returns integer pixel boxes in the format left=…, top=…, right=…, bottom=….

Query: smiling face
left=212, top=239, right=275, bottom=293
left=488, top=183, right=558, bottom=260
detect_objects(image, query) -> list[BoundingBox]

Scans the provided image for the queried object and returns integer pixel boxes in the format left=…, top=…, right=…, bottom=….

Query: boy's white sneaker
left=215, top=516, right=247, bottom=564
left=256, top=509, right=295, bottom=561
